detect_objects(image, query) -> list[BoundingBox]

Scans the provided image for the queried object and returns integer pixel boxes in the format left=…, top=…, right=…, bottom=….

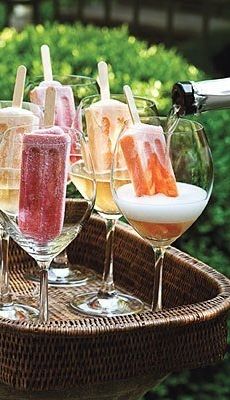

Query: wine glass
left=70, top=94, right=157, bottom=316
left=111, top=116, right=213, bottom=311
left=26, top=74, right=99, bottom=109
left=26, top=74, right=99, bottom=286
left=0, top=101, right=41, bottom=320
left=0, top=124, right=96, bottom=322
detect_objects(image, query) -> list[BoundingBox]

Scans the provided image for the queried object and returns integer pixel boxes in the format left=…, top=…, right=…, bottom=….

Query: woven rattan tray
left=0, top=215, right=229, bottom=392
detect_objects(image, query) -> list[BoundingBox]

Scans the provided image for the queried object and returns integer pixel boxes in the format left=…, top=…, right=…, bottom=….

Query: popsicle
left=63, top=126, right=81, bottom=165
left=120, top=85, right=178, bottom=197
left=19, top=87, right=71, bottom=243
left=85, top=61, right=131, bottom=173
left=0, top=108, right=37, bottom=135
left=0, top=65, right=39, bottom=170
left=30, top=45, right=75, bottom=127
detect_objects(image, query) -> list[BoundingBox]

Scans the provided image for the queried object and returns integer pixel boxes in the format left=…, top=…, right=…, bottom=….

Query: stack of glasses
left=0, top=45, right=213, bottom=323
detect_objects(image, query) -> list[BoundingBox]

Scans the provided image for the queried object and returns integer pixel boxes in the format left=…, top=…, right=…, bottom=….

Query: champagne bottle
left=172, top=78, right=230, bottom=116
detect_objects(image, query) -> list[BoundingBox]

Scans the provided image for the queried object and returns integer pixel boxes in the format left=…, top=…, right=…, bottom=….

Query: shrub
left=0, top=22, right=229, bottom=400
left=0, top=23, right=203, bottom=107
left=0, top=22, right=228, bottom=276
left=145, top=354, right=230, bottom=400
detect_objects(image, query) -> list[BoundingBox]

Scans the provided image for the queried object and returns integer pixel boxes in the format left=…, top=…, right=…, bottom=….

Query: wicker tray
left=0, top=215, right=229, bottom=392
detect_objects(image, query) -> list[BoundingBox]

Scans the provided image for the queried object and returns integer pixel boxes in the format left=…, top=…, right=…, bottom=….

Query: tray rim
left=0, top=221, right=230, bottom=336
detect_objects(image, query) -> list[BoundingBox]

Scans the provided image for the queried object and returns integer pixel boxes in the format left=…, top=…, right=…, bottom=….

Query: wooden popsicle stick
left=123, top=85, right=140, bottom=124
left=98, top=61, right=110, bottom=101
left=41, top=44, right=53, bottom=82
left=44, top=87, right=56, bottom=128
left=12, top=65, right=27, bottom=108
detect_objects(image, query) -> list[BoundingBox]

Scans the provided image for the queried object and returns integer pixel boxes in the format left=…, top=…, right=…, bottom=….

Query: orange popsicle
left=120, top=123, right=178, bottom=197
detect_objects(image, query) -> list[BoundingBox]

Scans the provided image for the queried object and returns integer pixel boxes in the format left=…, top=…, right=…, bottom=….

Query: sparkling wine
left=71, top=169, right=129, bottom=215
left=0, top=168, right=20, bottom=215
left=128, top=219, right=193, bottom=244
left=0, top=186, right=19, bottom=215
left=115, top=182, right=208, bottom=246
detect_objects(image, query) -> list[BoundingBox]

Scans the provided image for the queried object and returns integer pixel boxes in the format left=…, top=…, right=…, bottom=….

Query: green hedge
left=0, top=22, right=229, bottom=399
left=0, top=22, right=228, bottom=275
left=145, top=354, right=230, bottom=400
left=0, top=23, right=203, bottom=109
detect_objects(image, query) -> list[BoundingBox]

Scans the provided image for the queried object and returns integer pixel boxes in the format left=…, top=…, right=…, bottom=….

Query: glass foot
left=0, top=303, right=38, bottom=321
left=70, top=291, right=144, bottom=317
left=25, top=264, right=96, bottom=287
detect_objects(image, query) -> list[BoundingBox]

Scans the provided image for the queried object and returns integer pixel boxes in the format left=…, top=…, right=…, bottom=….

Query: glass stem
left=53, top=249, right=68, bottom=266
left=99, top=218, right=116, bottom=297
left=37, top=260, right=51, bottom=323
left=151, top=247, right=166, bottom=312
left=0, top=230, right=12, bottom=306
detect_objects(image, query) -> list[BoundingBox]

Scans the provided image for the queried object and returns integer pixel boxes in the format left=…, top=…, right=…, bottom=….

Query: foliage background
left=0, top=23, right=229, bottom=399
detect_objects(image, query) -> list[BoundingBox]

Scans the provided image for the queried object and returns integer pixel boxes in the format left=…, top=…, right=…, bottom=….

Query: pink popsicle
left=19, top=126, right=70, bottom=243
left=30, top=81, right=75, bottom=127
left=31, top=45, right=75, bottom=126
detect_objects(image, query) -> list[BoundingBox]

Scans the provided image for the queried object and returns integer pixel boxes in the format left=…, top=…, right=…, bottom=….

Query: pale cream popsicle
left=0, top=107, right=38, bottom=134
left=0, top=107, right=39, bottom=169
left=30, top=45, right=75, bottom=127
left=0, top=66, right=39, bottom=169
left=86, top=61, right=131, bottom=173
left=0, top=67, right=39, bottom=130
left=0, top=66, right=40, bottom=216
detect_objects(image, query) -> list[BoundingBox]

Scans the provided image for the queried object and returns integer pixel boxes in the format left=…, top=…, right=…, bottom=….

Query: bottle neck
left=172, top=78, right=230, bottom=115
